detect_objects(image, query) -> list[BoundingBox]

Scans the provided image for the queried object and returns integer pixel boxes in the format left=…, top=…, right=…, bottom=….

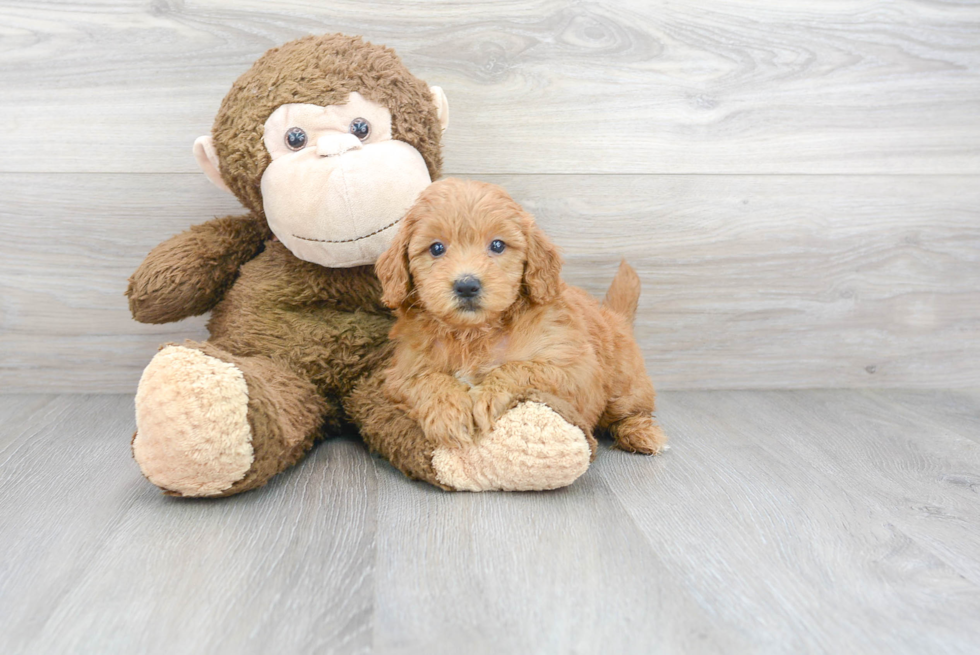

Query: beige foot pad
left=431, top=402, right=591, bottom=492
left=132, top=345, right=254, bottom=497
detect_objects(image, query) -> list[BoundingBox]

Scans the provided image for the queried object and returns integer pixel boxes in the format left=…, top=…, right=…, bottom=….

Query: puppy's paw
left=610, top=414, right=668, bottom=455
left=470, top=385, right=516, bottom=434
left=420, top=403, right=475, bottom=450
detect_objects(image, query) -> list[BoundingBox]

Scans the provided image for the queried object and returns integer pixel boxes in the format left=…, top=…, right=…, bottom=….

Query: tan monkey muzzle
left=253, top=92, right=438, bottom=268
left=261, top=139, right=432, bottom=268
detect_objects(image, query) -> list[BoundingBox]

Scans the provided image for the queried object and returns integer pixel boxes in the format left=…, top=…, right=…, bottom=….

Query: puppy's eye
left=349, top=118, right=371, bottom=141
left=285, top=127, right=307, bottom=150
left=489, top=240, right=506, bottom=254
left=429, top=242, right=446, bottom=257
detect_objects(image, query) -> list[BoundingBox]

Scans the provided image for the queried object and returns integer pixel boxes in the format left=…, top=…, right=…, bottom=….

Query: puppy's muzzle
left=453, top=275, right=482, bottom=309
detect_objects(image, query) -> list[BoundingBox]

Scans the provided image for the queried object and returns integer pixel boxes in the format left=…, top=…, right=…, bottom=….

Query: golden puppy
left=376, top=178, right=666, bottom=456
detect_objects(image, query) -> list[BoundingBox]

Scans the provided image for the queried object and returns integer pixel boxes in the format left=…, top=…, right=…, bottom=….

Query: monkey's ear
left=375, top=217, right=415, bottom=309
left=193, top=136, right=233, bottom=194
left=429, top=86, right=450, bottom=133
left=522, top=217, right=563, bottom=305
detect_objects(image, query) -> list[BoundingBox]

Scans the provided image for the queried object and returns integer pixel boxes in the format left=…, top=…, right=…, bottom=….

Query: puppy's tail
left=603, top=260, right=641, bottom=324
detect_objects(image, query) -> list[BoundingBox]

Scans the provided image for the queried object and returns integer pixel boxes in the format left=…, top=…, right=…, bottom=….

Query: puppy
left=376, top=178, right=666, bottom=455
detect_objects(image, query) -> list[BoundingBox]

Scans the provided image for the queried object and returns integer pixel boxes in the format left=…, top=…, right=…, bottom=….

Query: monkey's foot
left=431, top=402, right=591, bottom=491
left=132, top=345, right=254, bottom=497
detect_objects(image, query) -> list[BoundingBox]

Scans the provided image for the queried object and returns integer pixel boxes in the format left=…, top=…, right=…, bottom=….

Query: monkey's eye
left=429, top=242, right=446, bottom=257
left=285, top=127, right=307, bottom=151
left=489, top=240, right=506, bottom=254
left=349, top=117, right=371, bottom=141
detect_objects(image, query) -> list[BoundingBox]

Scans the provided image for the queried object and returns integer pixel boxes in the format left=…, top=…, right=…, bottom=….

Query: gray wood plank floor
left=1, top=391, right=979, bottom=654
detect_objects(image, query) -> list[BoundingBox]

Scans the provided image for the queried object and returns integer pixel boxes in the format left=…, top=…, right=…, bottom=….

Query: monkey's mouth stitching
left=292, top=217, right=402, bottom=244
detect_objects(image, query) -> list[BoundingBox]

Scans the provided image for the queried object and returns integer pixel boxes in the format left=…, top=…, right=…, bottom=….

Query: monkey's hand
left=126, top=214, right=271, bottom=324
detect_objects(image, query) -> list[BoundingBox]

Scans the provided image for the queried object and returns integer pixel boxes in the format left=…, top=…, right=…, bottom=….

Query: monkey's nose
left=453, top=276, right=482, bottom=299
left=316, top=133, right=363, bottom=157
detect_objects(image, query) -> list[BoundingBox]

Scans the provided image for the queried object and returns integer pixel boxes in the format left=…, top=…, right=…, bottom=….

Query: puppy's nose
left=453, top=276, right=481, bottom=299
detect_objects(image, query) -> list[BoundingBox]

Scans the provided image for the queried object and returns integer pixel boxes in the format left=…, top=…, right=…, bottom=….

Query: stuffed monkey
left=127, top=34, right=594, bottom=496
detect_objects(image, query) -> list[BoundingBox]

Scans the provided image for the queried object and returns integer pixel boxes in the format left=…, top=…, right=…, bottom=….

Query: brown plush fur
left=127, top=214, right=271, bottom=324
left=126, top=35, right=455, bottom=494
left=194, top=341, right=333, bottom=496
left=377, top=179, right=667, bottom=455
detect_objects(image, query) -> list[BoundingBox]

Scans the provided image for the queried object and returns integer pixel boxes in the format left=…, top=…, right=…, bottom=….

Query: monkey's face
left=258, top=92, right=433, bottom=268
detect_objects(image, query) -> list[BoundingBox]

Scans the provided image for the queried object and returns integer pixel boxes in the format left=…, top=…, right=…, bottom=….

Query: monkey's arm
left=126, top=214, right=272, bottom=324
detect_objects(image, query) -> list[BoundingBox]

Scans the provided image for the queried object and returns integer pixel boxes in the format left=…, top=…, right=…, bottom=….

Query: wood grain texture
left=0, top=0, right=978, bottom=174
left=1, top=390, right=979, bottom=653
left=370, top=461, right=754, bottom=654
left=0, top=394, right=378, bottom=655
left=597, top=389, right=980, bottom=654
left=29, top=438, right=379, bottom=655
left=2, top=172, right=977, bottom=392
left=873, top=388, right=980, bottom=446
left=1, top=1, right=978, bottom=390
left=0, top=395, right=148, bottom=651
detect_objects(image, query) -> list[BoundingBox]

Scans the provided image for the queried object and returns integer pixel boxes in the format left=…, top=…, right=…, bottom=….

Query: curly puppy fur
left=376, top=178, right=667, bottom=454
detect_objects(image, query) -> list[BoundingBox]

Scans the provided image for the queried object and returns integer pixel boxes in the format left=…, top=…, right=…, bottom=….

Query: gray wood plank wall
left=1, top=0, right=978, bottom=392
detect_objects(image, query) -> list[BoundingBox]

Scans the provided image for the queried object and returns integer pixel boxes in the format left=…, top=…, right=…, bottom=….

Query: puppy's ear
left=376, top=213, right=415, bottom=308
left=522, top=215, right=563, bottom=305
